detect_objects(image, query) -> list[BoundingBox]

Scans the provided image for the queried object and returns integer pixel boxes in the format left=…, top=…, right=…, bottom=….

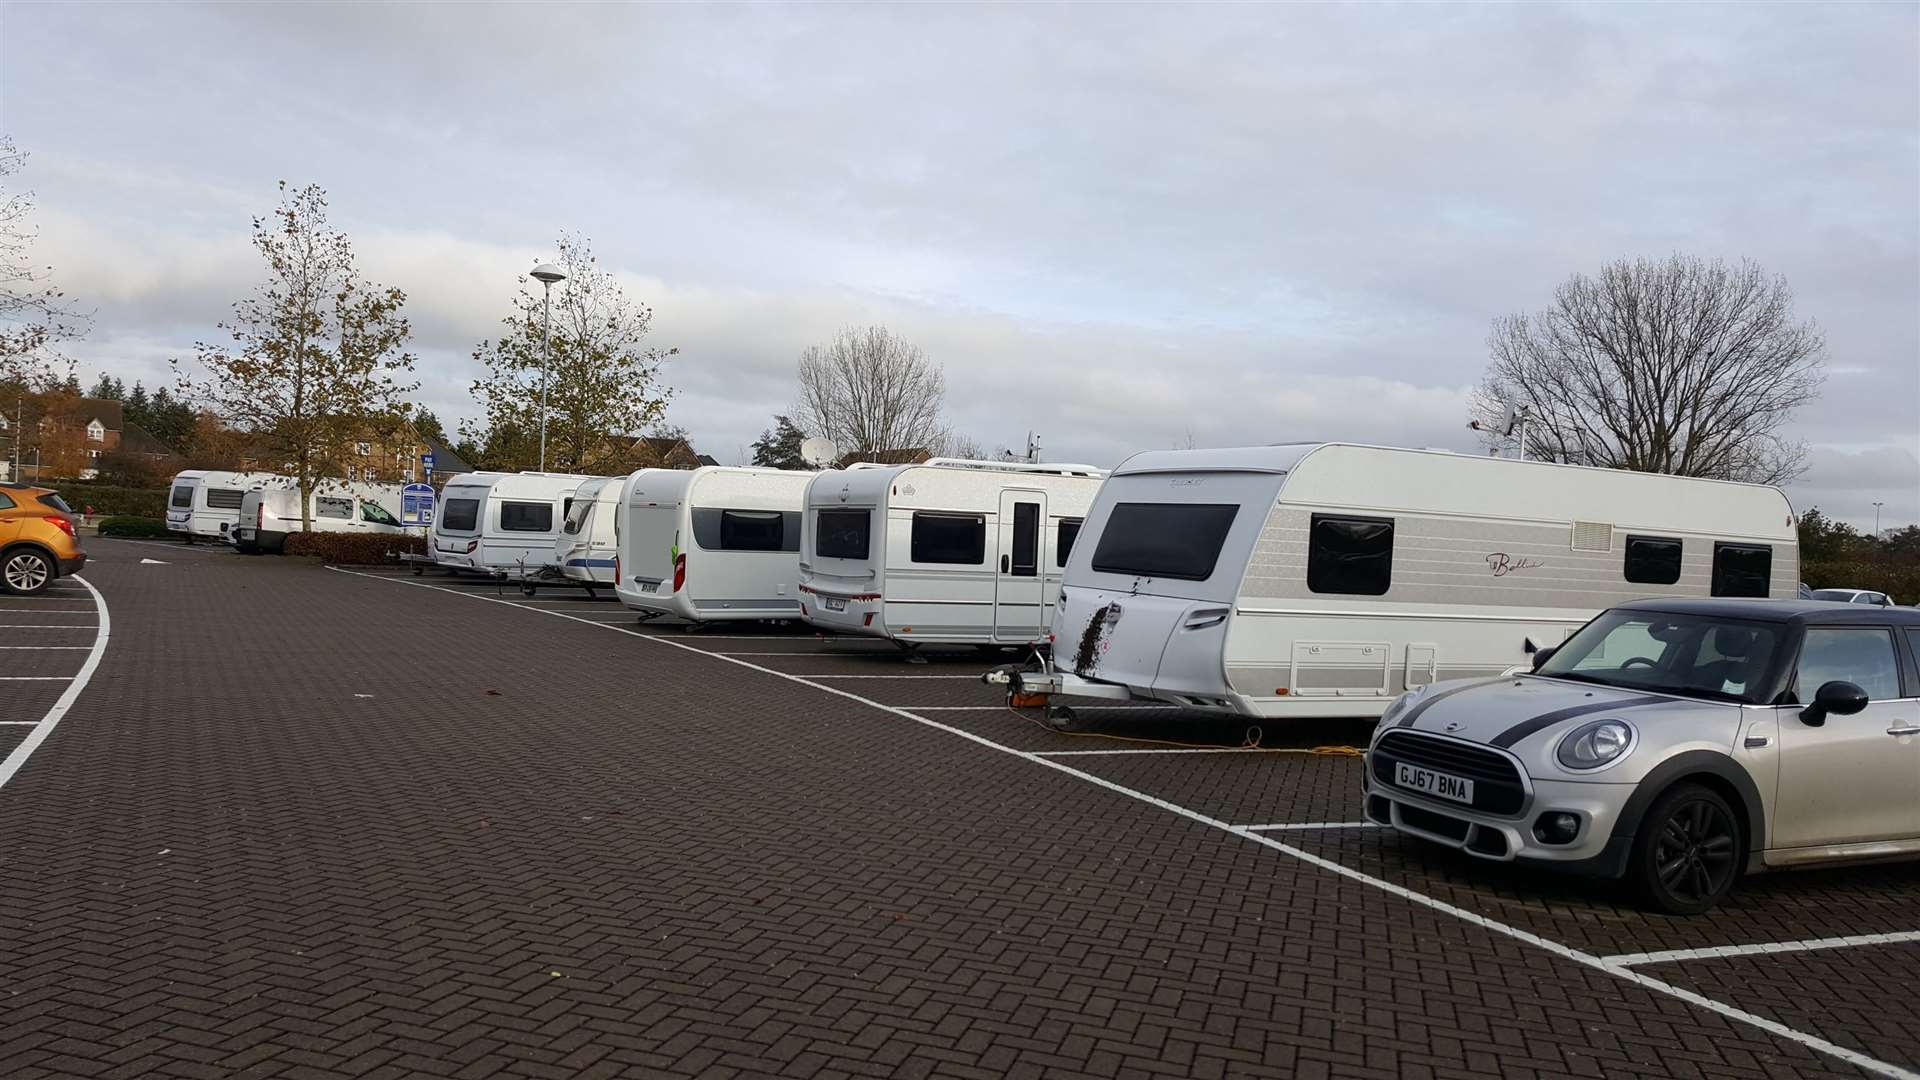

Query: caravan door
left=992, top=489, right=1046, bottom=643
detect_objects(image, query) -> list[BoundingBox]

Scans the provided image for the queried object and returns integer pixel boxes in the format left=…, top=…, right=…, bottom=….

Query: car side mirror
left=1799, top=680, right=1869, bottom=727
left=1530, top=644, right=1558, bottom=671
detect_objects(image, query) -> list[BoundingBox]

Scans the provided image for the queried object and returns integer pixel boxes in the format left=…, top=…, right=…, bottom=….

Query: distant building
left=0, top=395, right=155, bottom=482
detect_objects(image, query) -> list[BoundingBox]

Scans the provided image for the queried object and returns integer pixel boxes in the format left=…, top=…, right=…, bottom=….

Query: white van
left=234, top=479, right=408, bottom=554
left=994, top=443, right=1800, bottom=719
left=798, top=458, right=1106, bottom=647
left=615, top=466, right=814, bottom=622
left=555, top=476, right=625, bottom=589
left=430, top=471, right=598, bottom=575
left=165, top=470, right=286, bottom=543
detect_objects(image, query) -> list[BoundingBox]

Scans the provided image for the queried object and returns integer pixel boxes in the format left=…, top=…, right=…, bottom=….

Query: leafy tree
left=135, top=385, right=197, bottom=452
left=796, top=326, right=949, bottom=458
left=125, top=381, right=150, bottom=415
left=462, top=233, right=676, bottom=474
left=1475, top=255, right=1823, bottom=484
left=1795, top=508, right=1858, bottom=565
left=0, top=137, right=88, bottom=388
left=751, top=414, right=811, bottom=469
left=174, top=181, right=417, bottom=530
left=410, top=407, right=446, bottom=445
left=88, top=374, right=125, bottom=401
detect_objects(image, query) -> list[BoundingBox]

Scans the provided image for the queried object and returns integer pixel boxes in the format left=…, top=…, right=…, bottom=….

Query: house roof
left=50, top=396, right=124, bottom=431
left=423, top=435, right=473, bottom=475
left=836, top=447, right=930, bottom=468
left=695, top=454, right=720, bottom=467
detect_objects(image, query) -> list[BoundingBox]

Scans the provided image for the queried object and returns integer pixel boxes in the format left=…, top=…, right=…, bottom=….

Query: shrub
left=1801, top=560, right=1920, bottom=604
left=282, top=532, right=427, bottom=565
left=96, top=516, right=174, bottom=538
left=41, top=482, right=169, bottom=519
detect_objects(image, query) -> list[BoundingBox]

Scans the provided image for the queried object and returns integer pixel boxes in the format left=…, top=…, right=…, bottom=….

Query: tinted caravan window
left=911, top=512, right=986, bottom=565
left=441, top=498, right=480, bottom=532
left=1091, top=503, right=1239, bottom=581
left=816, top=509, right=870, bottom=560
left=499, top=501, right=553, bottom=532
left=170, top=485, right=193, bottom=508
left=1711, top=542, right=1771, bottom=597
left=1056, top=518, right=1083, bottom=567
left=1307, top=514, right=1394, bottom=595
left=1009, top=502, right=1039, bottom=576
left=1624, top=536, right=1683, bottom=586
left=693, top=508, right=800, bottom=552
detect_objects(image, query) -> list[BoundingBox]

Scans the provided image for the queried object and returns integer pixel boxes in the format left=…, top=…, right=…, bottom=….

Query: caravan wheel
left=520, top=583, right=536, bottom=597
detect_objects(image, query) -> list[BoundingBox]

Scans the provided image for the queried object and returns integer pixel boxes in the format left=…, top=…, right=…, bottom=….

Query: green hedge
left=40, top=482, right=169, bottom=519
left=96, top=516, right=173, bottom=538
left=1801, top=560, right=1920, bottom=604
left=282, top=532, right=427, bottom=565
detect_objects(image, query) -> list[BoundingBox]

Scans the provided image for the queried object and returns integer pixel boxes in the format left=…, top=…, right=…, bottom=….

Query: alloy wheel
left=3, top=552, right=52, bottom=594
left=1652, top=797, right=1738, bottom=906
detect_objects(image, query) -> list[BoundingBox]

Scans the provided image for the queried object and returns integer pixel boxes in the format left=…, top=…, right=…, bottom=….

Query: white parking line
left=1241, top=821, right=1382, bottom=832
left=1605, top=931, right=1920, bottom=969
left=0, top=575, right=110, bottom=792
left=0, top=646, right=91, bottom=650
left=329, top=568, right=1918, bottom=1080
left=0, top=624, right=98, bottom=629
left=794, top=674, right=986, bottom=680
left=0, top=677, right=74, bottom=681
left=1036, top=746, right=1285, bottom=756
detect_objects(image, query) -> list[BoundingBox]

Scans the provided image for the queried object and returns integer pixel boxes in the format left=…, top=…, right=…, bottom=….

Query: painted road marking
left=1240, top=821, right=1382, bottom=832
left=331, top=568, right=1918, bottom=1080
left=1606, top=931, right=1920, bottom=969
left=0, top=576, right=110, bottom=792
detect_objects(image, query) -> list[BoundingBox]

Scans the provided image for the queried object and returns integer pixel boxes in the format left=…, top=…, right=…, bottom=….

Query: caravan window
left=1009, top=502, right=1039, bottom=576
left=1624, top=536, right=1683, bottom=585
left=1056, top=518, right=1083, bottom=567
left=360, top=501, right=400, bottom=527
left=816, top=510, right=870, bottom=560
left=500, top=501, right=554, bottom=532
left=1711, top=543, right=1771, bottom=597
left=1091, top=503, right=1239, bottom=581
left=1307, top=514, right=1394, bottom=595
left=170, top=486, right=193, bottom=509
left=206, top=488, right=245, bottom=510
left=315, top=497, right=354, bottom=520
left=693, top=508, right=801, bottom=552
left=911, top=512, right=986, bottom=565
left=562, top=498, right=594, bottom=536
left=441, top=498, right=480, bottom=532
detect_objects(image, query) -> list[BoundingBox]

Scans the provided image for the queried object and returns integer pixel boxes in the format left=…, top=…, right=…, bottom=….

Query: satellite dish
left=800, top=437, right=837, bottom=468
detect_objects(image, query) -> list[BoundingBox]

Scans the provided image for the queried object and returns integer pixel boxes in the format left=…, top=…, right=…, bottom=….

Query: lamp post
left=529, top=263, right=567, bottom=472
left=1872, top=501, right=1884, bottom=540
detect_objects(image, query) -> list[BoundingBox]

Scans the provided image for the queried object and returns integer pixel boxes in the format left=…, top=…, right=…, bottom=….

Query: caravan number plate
left=1395, top=763, right=1474, bottom=804
left=638, top=582, right=658, bottom=594
left=822, top=597, right=848, bottom=612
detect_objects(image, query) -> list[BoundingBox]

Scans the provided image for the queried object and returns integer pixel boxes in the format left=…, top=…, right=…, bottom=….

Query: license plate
left=639, top=582, right=658, bottom=594
left=823, top=597, right=848, bottom=611
left=1396, top=762, right=1474, bottom=804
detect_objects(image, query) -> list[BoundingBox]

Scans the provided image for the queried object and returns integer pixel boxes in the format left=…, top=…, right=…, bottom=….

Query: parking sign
left=401, top=482, right=436, bottom=527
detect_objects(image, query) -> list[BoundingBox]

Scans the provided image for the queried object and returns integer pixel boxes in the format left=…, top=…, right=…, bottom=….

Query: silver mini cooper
left=1364, top=598, right=1920, bottom=913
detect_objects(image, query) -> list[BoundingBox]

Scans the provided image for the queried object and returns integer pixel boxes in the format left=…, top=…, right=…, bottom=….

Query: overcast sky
left=3, top=2, right=1915, bottom=529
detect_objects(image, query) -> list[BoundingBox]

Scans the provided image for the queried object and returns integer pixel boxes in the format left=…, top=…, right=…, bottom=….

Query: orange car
left=0, top=483, right=86, bottom=596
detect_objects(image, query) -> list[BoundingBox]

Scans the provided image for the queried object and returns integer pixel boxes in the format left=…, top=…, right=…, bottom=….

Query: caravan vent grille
left=206, top=488, right=246, bottom=510
left=1570, top=520, right=1613, bottom=553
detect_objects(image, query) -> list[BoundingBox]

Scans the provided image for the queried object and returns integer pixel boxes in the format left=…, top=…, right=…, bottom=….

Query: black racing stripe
left=1489, top=695, right=1671, bottom=749
left=1395, top=676, right=1508, bottom=727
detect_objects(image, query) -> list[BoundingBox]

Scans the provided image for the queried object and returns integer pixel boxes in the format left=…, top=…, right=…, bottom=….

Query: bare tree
left=1474, top=255, right=1823, bottom=485
left=796, top=326, right=949, bottom=457
left=175, top=182, right=417, bottom=532
left=0, top=137, right=88, bottom=387
left=463, top=233, right=676, bottom=473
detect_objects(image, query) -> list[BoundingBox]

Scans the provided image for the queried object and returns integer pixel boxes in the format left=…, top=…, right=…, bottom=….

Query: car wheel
left=1629, top=781, right=1743, bottom=915
left=2, top=549, right=55, bottom=596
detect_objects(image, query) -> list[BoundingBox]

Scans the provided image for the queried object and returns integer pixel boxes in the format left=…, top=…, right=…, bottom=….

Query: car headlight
left=1377, top=685, right=1428, bottom=730
left=1556, top=719, right=1635, bottom=770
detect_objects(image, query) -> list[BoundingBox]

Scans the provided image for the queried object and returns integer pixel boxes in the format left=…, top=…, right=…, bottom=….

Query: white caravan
left=165, top=470, right=286, bottom=543
left=615, top=466, right=814, bottom=622
left=429, top=471, right=598, bottom=575
left=799, top=458, right=1107, bottom=647
left=994, top=443, right=1799, bottom=719
left=555, top=476, right=625, bottom=589
left=234, top=480, right=409, bottom=554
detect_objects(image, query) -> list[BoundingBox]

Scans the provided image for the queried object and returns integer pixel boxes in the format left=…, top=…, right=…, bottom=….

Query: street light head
left=529, top=263, right=566, bottom=285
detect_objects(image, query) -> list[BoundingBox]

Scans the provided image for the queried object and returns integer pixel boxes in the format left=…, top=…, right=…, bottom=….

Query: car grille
left=1372, top=731, right=1527, bottom=816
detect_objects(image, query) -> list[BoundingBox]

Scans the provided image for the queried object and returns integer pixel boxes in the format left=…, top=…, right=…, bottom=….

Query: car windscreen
left=815, top=509, right=870, bottom=560
left=440, top=498, right=481, bottom=533
left=1089, top=503, right=1239, bottom=581
left=1536, top=609, right=1785, bottom=704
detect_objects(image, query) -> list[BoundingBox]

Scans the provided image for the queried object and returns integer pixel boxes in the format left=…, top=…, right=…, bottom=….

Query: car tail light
left=43, top=515, right=75, bottom=537
left=257, top=504, right=265, bottom=529
left=465, top=539, right=478, bottom=553
left=672, top=551, right=687, bottom=591
left=614, top=556, right=621, bottom=583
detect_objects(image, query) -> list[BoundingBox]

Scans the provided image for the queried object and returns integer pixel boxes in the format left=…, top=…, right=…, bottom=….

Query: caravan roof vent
left=1570, top=520, right=1613, bottom=553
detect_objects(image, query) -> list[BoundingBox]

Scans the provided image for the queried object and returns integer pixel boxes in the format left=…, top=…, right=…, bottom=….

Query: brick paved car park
left=1, top=539, right=1916, bottom=1079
